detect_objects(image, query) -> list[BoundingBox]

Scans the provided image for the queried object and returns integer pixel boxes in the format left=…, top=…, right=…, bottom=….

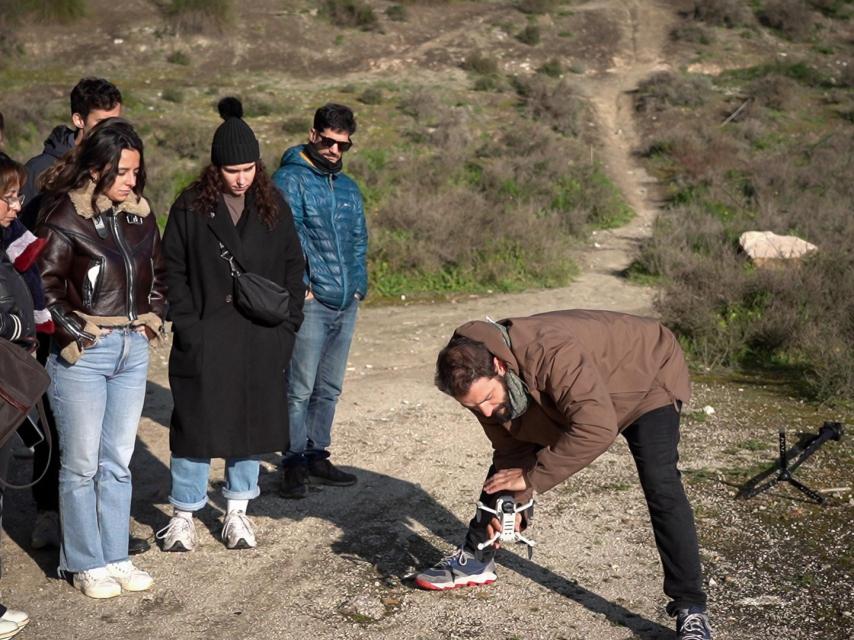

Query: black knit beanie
left=210, top=97, right=260, bottom=166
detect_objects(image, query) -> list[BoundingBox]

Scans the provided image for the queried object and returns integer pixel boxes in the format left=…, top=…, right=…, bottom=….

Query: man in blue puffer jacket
left=272, top=103, right=368, bottom=499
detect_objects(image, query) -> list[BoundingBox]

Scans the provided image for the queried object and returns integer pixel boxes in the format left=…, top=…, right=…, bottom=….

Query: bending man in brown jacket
left=415, top=310, right=712, bottom=640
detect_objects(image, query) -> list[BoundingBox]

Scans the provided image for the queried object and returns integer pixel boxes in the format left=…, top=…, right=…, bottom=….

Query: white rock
left=703, top=405, right=716, bottom=416
left=739, top=231, right=818, bottom=268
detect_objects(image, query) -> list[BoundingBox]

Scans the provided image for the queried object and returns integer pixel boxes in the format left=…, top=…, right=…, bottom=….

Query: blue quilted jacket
left=272, top=145, right=368, bottom=310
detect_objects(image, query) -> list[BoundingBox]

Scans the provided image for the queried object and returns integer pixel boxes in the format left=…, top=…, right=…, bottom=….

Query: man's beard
left=492, top=377, right=513, bottom=422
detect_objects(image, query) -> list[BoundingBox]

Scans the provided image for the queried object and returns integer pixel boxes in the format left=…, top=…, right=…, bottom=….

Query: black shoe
left=307, top=458, right=357, bottom=486
left=128, top=535, right=151, bottom=556
left=676, top=607, right=712, bottom=640
left=280, top=464, right=309, bottom=499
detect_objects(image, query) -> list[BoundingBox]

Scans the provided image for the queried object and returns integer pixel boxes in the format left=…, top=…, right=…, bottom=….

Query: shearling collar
left=68, top=180, right=151, bottom=219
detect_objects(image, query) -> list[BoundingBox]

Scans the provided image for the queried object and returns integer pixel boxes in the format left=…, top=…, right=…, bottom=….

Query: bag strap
left=207, top=219, right=246, bottom=277
left=0, top=398, right=53, bottom=490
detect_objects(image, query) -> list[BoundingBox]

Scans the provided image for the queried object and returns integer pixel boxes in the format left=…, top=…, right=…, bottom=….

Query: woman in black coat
left=0, top=152, right=33, bottom=637
left=157, top=98, right=304, bottom=552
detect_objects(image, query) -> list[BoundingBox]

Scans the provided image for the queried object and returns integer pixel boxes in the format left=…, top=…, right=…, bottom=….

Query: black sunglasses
left=316, top=134, right=353, bottom=152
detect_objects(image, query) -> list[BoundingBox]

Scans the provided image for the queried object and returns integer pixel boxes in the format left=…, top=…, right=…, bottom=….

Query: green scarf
left=494, top=323, right=530, bottom=420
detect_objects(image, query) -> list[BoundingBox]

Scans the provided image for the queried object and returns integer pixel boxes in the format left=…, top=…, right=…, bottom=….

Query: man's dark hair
left=435, top=335, right=496, bottom=397
left=313, top=103, right=356, bottom=135
left=70, top=77, right=122, bottom=119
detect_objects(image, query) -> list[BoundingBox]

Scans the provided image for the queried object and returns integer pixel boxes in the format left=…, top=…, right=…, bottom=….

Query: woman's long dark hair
left=41, top=117, right=146, bottom=215
left=190, top=160, right=281, bottom=229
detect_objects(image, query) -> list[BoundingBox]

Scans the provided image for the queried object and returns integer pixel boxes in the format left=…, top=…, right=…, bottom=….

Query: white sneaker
left=222, top=510, right=256, bottom=550
left=0, top=607, right=29, bottom=639
left=105, top=560, right=153, bottom=592
left=0, top=619, right=22, bottom=640
left=31, top=510, right=61, bottom=549
left=72, top=567, right=122, bottom=599
left=156, top=515, right=196, bottom=552
left=0, top=609, right=28, bottom=628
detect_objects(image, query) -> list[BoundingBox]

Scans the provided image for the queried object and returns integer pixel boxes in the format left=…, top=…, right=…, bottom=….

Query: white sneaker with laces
left=156, top=515, right=196, bottom=552
left=31, top=510, right=61, bottom=549
left=106, top=560, right=153, bottom=592
left=72, top=567, right=122, bottom=599
left=222, top=510, right=256, bottom=550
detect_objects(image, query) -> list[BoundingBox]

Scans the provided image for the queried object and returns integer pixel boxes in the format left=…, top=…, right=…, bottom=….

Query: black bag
left=216, top=241, right=290, bottom=327
left=0, top=337, right=54, bottom=489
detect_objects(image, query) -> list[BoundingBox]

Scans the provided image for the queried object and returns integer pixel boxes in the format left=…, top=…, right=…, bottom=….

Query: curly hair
left=435, top=335, right=498, bottom=397
left=190, top=161, right=281, bottom=229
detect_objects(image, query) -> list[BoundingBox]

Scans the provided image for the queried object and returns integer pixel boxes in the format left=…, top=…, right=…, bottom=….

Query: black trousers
left=463, top=404, right=706, bottom=614
left=31, top=336, right=60, bottom=512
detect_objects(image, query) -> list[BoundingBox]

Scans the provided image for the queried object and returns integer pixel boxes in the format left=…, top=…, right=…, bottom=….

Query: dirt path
left=0, top=2, right=713, bottom=639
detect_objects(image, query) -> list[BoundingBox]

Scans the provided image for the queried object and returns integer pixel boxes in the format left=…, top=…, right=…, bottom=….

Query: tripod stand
left=738, top=422, right=844, bottom=504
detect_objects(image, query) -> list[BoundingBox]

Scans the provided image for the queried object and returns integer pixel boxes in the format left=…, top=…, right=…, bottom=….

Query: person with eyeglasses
left=272, top=103, right=368, bottom=499
left=0, top=152, right=38, bottom=639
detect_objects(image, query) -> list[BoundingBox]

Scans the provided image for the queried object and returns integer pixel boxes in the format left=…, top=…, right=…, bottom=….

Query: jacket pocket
left=168, top=329, right=203, bottom=378
left=82, top=258, right=104, bottom=308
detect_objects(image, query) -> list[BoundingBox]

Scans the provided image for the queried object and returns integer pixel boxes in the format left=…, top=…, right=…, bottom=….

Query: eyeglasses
left=316, top=134, right=353, bottom=153
left=1, top=194, right=25, bottom=208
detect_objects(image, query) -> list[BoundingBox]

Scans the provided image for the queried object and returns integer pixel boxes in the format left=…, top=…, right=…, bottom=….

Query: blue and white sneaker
left=414, top=548, right=497, bottom=591
left=676, top=607, right=712, bottom=640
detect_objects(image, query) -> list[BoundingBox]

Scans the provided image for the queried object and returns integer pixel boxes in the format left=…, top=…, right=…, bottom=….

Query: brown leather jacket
left=36, top=185, right=167, bottom=354
left=454, top=310, right=692, bottom=498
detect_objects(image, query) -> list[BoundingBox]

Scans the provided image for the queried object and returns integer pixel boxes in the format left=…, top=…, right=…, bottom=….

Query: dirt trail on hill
left=0, top=3, right=718, bottom=640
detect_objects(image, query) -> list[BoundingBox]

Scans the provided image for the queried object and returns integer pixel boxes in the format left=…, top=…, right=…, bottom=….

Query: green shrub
left=516, top=24, right=541, bottom=45
left=537, top=58, right=563, bottom=77
left=671, top=23, right=714, bottom=45
left=281, top=118, right=310, bottom=135
left=161, top=0, right=231, bottom=33
left=161, top=87, right=184, bottom=103
left=385, top=4, right=408, bottom=21
left=757, top=0, right=815, bottom=39
left=691, top=0, right=754, bottom=28
left=166, top=50, right=191, bottom=66
left=358, top=87, right=383, bottom=105
left=513, top=76, right=585, bottom=136
left=323, top=0, right=379, bottom=31
left=515, top=0, right=558, bottom=14
left=15, top=0, right=87, bottom=22
left=462, top=51, right=499, bottom=76
left=635, top=72, right=713, bottom=112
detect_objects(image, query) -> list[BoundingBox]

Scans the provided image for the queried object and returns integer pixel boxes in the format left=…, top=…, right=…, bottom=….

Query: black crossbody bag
left=211, top=230, right=290, bottom=327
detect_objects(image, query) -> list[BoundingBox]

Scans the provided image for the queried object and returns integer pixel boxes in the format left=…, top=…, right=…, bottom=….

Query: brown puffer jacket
left=36, top=184, right=167, bottom=360
left=454, top=309, right=691, bottom=497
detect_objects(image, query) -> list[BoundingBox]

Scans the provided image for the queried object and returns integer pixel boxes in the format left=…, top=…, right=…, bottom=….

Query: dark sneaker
left=676, top=607, right=712, bottom=640
left=307, top=458, right=357, bottom=486
left=280, top=464, right=309, bottom=499
left=414, top=548, right=497, bottom=591
left=128, top=535, right=151, bottom=556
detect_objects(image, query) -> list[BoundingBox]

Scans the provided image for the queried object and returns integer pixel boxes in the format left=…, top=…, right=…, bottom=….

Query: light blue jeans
left=47, top=329, right=149, bottom=573
left=284, top=298, right=358, bottom=466
left=168, top=456, right=260, bottom=512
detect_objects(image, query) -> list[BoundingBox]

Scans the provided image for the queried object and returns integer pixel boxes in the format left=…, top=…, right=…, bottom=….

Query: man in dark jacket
left=21, top=77, right=122, bottom=228
left=272, top=103, right=368, bottom=499
left=416, top=310, right=712, bottom=640
left=18, top=77, right=124, bottom=554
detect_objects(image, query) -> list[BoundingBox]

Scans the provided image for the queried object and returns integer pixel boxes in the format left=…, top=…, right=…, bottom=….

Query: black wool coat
left=162, top=186, right=305, bottom=458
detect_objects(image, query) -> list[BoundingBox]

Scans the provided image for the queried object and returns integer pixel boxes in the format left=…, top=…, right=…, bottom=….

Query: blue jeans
left=284, top=298, right=358, bottom=466
left=47, top=329, right=149, bottom=573
left=168, top=456, right=260, bottom=512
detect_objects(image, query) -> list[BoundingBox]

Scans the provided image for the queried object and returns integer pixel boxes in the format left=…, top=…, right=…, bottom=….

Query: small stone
left=703, top=405, right=716, bottom=416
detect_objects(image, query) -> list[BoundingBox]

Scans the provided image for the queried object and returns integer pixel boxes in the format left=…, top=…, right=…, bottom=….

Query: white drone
left=476, top=495, right=536, bottom=558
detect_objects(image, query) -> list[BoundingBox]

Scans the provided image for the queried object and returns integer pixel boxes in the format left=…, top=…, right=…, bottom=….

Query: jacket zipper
left=107, top=212, right=137, bottom=321
left=328, top=173, right=347, bottom=308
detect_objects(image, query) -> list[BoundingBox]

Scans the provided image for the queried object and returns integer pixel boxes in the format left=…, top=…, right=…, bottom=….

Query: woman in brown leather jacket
left=36, top=119, right=166, bottom=599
